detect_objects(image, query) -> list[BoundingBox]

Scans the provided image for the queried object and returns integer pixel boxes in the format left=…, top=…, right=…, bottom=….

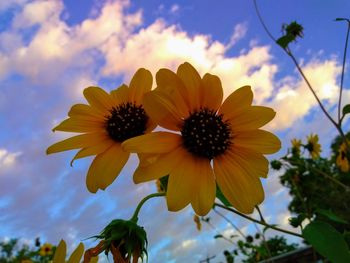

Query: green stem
left=338, top=19, right=350, bottom=124
left=130, top=192, right=165, bottom=223
left=213, top=207, right=246, bottom=238
left=214, top=203, right=303, bottom=238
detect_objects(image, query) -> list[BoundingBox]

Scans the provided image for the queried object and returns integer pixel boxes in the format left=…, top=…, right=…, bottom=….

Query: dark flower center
left=181, top=108, right=231, bottom=159
left=106, top=102, right=148, bottom=142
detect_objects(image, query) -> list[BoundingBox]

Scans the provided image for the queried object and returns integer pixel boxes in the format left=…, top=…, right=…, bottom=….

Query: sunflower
left=47, top=69, right=155, bottom=193
left=122, top=62, right=281, bottom=215
left=305, top=134, right=321, bottom=159
left=39, top=243, right=53, bottom=256
left=291, top=138, right=302, bottom=156
left=336, top=141, right=349, bottom=172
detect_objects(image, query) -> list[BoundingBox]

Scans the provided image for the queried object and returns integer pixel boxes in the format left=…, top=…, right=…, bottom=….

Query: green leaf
left=214, top=234, right=223, bottom=239
left=317, top=209, right=348, bottom=224
left=342, top=104, right=350, bottom=117
left=276, top=34, right=295, bottom=48
left=335, top=18, right=349, bottom=22
left=216, top=185, right=231, bottom=206
left=303, top=221, right=350, bottom=263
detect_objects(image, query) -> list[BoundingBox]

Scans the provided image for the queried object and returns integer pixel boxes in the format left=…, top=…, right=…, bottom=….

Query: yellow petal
left=233, top=129, right=281, bottom=154
left=156, top=68, right=190, bottom=117
left=229, top=147, right=269, bottom=178
left=67, top=243, right=84, bottom=263
left=201, top=73, right=223, bottom=111
left=145, top=119, right=157, bottom=133
left=133, top=147, right=184, bottom=183
left=176, top=62, right=202, bottom=111
left=128, top=68, right=153, bottom=105
left=214, top=155, right=264, bottom=214
left=229, top=106, right=276, bottom=131
left=83, top=86, right=114, bottom=114
left=53, top=240, right=66, bottom=263
left=219, top=86, right=253, bottom=120
left=90, top=257, right=98, bottom=263
left=47, top=132, right=108, bottom=154
left=143, top=91, right=183, bottom=131
left=110, top=84, right=129, bottom=105
left=70, top=138, right=115, bottom=166
left=68, top=104, right=103, bottom=121
left=122, top=132, right=182, bottom=154
left=52, top=118, right=105, bottom=133
left=86, top=144, right=129, bottom=193
left=191, top=158, right=216, bottom=216
left=167, top=151, right=197, bottom=212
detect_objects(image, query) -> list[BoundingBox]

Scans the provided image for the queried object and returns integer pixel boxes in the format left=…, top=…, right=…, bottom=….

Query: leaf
left=303, top=221, right=350, bottom=263
left=335, top=18, right=349, bottom=22
left=216, top=185, right=231, bottom=207
left=214, top=234, right=223, bottom=239
left=342, top=104, right=350, bottom=117
left=276, top=34, right=295, bottom=48
left=317, top=209, right=348, bottom=224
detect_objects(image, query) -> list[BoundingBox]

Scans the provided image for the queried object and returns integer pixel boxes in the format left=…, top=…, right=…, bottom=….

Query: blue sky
left=0, top=0, right=349, bottom=262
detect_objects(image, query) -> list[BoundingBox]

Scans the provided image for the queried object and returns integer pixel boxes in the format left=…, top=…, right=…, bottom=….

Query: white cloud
left=226, top=23, right=248, bottom=49
left=0, top=148, right=21, bottom=168
left=170, top=4, right=180, bottom=14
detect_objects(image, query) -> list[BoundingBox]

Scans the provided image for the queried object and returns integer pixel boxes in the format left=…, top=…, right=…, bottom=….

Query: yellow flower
left=336, top=141, right=349, bottom=172
left=291, top=138, right=301, bottom=156
left=123, top=62, right=281, bottom=215
left=193, top=215, right=202, bottom=231
left=306, top=134, right=321, bottom=159
left=53, top=240, right=97, bottom=263
left=39, top=243, right=53, bottom=256
left=47, top=69, right=155, bottom=193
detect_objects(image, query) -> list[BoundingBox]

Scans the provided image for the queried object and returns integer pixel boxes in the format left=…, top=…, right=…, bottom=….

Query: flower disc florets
left=181, top=108, right=231, bottom=159
left=106, top=102, right=148, bottom=142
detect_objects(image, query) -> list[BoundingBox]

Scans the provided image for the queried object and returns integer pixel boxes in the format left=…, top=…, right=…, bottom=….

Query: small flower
left=47, top=69, right=155, bottom=193
left=39, top=243, right=53, bottom=256
left=53, top=240, right=93, bottom=263
left=336, top=141, right=350, bottom=172
left=84, top=219, right=148, bottom=263
left=193, top=215, right=202, bottom=231
left=123, top=62, right=281, bottom=215
left=305, top=134, right=321, bottom=159
left=291, top=138, right=302, bottom=156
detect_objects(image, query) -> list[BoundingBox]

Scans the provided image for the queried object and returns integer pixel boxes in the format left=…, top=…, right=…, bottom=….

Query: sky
left=0, top=0, right=350, bottom=262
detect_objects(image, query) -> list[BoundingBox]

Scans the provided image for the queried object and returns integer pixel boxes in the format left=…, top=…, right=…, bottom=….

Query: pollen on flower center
left=181, top=108, right=231, bottom=159
left=106, top=102, right=148, bottom=142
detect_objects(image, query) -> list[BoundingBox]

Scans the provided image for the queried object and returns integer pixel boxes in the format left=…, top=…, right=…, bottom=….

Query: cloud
left=226, top=23, right=248, bottom=49
left=0, top=148, right=21, bottom=168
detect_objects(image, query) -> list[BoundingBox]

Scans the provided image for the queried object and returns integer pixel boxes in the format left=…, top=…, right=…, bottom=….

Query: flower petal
left=128, top=68, right=153, bottom=105
left=68, top=104, right=103, bottom=121
left=214, top=154, right=264, bottom=214
left=67, top=243, right=84, bottom=263
left=229, top=147, right=269, bottom=178
left=229, top=106, right=276, bottom=131
left=156, top=68, right=190, bottom=117
left=86, top=144, right=129, bottom=193
left=201, top=73, right=223, bottom=111
left=133, top=147, right=184, bottom=183
left=110, top=84, right=129, bottom=105
left=70, top=138, right=115, bottom=166
left=167, top=151, right=197, bottom=212
left=233, top=129, right=281, bottom=154
left=122, top=132, right=182, bottom=154
left=47, top=132, right=108, bottom=154
left=191, top=158, right=216, bottom=216
left=53, top=240, right=66, bottom=263
left=176, top=62, right=202, bottom=111
left=143, top=91, right=183, bottom=131
left=52, top=118, right=105, bottom=133
left=83, top=86, right=114, bottom=114
left=219, top=86, right=253, bottom=120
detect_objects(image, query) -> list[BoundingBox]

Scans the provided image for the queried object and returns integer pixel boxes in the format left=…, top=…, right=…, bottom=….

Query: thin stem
left=130, top=192, right=165, bottom=222
left=202, top=217, right=235, bottom=245
left=253, top=0, right=277, bottom=42
left=255, top=206, right=266, bottom=223
left=213, top=207, right=246, bottom=238
left=253, top=223, right=273, bottom=262
left=214, top=203, right=303, bottom=238
left=338, top=20, right=350, bottom=124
